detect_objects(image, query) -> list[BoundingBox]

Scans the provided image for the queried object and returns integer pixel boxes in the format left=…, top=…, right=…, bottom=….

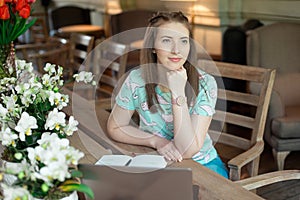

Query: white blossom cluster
left=0, top=60, right=95, bottom=199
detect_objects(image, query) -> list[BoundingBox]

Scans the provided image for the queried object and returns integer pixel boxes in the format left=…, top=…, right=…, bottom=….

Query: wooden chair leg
left=229, top=167, right=241, bottom=181
left=247, top=157, right=260, bottom=177
left=272, top=149, right=290, bottom=171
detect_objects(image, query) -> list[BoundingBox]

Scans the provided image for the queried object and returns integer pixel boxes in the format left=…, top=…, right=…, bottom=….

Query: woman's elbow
left=182, top=143, right=202, bottom=159
left=106, top=117, right=118, bottom=139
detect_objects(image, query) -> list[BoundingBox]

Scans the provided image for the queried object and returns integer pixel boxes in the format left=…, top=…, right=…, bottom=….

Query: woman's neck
left=157, top=64, right=169, bottom=90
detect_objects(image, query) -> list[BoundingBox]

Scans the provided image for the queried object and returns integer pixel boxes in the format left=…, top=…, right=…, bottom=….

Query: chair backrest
left=30, top=16, right=49, bottom=43
left=247, top=22, right=300, bottom=74
left=109, top=10, right=155, bottom=44
left=15, top=37, right=69, bottom=73
left=48, top=6, right=91, bottom=35
left=92, top=39, right=129, bottom=97
left=29, top=45, right=69, bottom=72
left=69, top=33, right=95, bottom=73
left=199, top=61, right=276, bottom=180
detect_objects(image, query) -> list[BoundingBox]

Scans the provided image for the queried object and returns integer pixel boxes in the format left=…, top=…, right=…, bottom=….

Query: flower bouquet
left=0, top=0, right=37, bottom=78
left=0, top=60, right=95, bottom=199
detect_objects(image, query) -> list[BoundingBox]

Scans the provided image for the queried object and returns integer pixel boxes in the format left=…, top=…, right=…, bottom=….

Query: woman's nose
left=171, top=42, right=180, bottom=54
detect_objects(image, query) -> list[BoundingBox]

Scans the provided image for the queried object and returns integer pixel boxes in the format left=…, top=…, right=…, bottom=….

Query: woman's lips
left=169, top=57, right=181, bottom=62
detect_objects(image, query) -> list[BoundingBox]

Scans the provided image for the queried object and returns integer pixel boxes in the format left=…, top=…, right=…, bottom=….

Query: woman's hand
left=156, top=139, right=183, bottom=162
left=166, top=67, right=187, bottom=96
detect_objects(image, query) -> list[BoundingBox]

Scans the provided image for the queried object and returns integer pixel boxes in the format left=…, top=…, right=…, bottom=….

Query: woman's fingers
left=157, top=142, right=183, bottom=162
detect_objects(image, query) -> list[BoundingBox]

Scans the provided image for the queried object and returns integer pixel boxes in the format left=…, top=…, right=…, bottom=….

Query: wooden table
left=64, top=87, right=263, bottom=200
left=57, top=24, right=105, bottom=39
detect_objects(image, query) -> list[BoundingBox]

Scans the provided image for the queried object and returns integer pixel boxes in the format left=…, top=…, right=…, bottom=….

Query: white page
left=95, top=155, right=132, bottom=166
left=129, top=155, right=167, bottom=168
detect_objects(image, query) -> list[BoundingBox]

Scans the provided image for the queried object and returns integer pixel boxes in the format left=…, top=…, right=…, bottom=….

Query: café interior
left=12, top=0, right=300, bottom=199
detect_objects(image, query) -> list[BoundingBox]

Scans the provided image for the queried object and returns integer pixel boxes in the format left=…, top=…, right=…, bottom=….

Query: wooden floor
left=256, top=144, right=300, bottom=200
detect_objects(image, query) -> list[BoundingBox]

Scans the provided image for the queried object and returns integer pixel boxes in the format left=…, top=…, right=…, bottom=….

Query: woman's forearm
left=107, top=122, right=161, bottom=148
left=172, top=102, right=203, bottom=158
left=107, top=105, right=169, bottom=149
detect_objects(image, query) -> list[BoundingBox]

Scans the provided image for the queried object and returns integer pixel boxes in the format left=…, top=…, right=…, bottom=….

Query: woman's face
left=154, top=22, right=190, bottom=71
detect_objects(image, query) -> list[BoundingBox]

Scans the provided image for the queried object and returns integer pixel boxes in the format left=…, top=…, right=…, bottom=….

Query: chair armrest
left=235, top=170, right=300, bottom=190
left=228, top=141, right=264, bottom=171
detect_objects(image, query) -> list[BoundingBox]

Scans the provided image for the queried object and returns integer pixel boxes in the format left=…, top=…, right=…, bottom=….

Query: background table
left=57, top=24, right=105, bottom=39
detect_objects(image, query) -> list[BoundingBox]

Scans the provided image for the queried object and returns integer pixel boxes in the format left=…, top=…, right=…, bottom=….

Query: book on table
left=95, top=154, right=167, bottom=168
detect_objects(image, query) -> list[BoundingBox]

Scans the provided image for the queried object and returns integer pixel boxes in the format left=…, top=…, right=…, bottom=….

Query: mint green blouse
left=115, top=68, right=218, bottom=164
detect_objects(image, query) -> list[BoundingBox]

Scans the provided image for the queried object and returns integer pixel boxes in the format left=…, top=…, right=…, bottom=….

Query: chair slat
left=218, top=89, right=260, bottom=106
left=209, top=130, right=251, bottom=150
left=199, top=60, right=269, bottom=82
left=213, top=110, right=255, bottom=129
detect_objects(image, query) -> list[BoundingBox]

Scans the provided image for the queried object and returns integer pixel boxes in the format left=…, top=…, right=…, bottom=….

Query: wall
left=50, top=0, right=300, bottom=56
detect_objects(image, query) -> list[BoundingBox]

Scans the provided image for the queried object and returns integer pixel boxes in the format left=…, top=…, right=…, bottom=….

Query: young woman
left=107, top=11, right=228, bottom=178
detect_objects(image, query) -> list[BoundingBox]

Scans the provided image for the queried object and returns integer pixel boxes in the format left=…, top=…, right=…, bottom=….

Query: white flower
left=73, top=71, right=94, bottom=84
left=0, top=103, right=8, bottom=117
left=44, top=63, right=56, bottom=73
left=0, top=127, right=18, bottom=147
left=1, top=183, right=33, bottom=200
left=48, top=91, right=69, bottom=110
left=15, top=112, right=38, bottom=141
left=15, top=82, right=30, bottom=94
left=27, top=133, right=84, bottom=183
left=2, top=94, right=18, bottom=113
left=45, top=108, right=66, bottom=130
left=4, top=159, right=29, bottom=175
left=63, top=116, right=79, bottom=136
left=65, top=147, right=84, bottom=165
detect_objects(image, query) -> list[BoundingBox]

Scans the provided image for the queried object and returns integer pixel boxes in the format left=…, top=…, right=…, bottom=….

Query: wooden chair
left=30, top=16, right=49, bottom=43
left=67, top=33, right=95, bottom=76
left=48, top=6, right=91, bottom=36
left=236, top=169, right=300, bottom=191
left=199, top=61, right=276, bottom=181
left=93, top=39, right=129, bottom=110
left=15, top=37, right=69, bottom=73
left=68, top=39, right=129, bottom=110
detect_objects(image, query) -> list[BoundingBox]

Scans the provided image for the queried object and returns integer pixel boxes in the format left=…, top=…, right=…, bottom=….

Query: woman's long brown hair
left=140, top=11, right=199, bottom=112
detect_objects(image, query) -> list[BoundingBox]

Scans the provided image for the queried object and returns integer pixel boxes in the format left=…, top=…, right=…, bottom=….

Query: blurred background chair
left=93, top=39, right=129, bottom=110
left=108, top=9, right=155, bottom=70
left=109, top=9, right=155, bottom=44
left=247, top=22, right=300, bottom=170
left=66, top=33, right=95, bottom=77
left=48, top=5, right=105, bottom=40
left=200, top=61, right=275, bottom=180
left=68, top=39, right=129, bottom=110
left=221, top=19, right=264, bottom=115
left=16, top=37, right=69, bottom=73
left=30, top=15, right=49, bottom=43
left=48, top=5, right=91, bottom=36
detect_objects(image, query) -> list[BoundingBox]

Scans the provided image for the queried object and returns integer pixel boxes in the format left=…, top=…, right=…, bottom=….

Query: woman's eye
left=181, top=39, right=189, bottom=44
left=162, top=38, right=171, bottom=43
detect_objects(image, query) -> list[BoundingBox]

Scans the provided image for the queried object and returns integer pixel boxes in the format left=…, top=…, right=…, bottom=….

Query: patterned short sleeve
left=190, top=72, right=218, bottom=116
left=115, top=69, right=143, bottom=111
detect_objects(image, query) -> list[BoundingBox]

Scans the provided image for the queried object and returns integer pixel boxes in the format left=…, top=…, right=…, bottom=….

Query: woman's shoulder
left=124, top=67, right=145, bottom=85
left=196, top=68, right=217, bottom=88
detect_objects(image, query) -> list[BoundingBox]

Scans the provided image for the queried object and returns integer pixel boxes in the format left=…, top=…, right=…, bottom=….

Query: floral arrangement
left=0, top=0, right=36, bottom=45
left=0, top=0, right=37, bottom=79
left=0, top=60, right=95, bottom=199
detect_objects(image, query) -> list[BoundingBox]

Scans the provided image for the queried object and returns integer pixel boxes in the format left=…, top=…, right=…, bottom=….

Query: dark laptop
left=78, top=164, right=195, bottom=200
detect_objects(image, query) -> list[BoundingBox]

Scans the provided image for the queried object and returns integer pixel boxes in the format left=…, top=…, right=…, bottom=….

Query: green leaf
left=59, top=183, right=94, bottom=199
left=70, top=169, right=83, bottom=178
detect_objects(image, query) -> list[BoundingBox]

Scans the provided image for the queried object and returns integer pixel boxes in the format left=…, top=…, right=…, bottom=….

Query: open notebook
left=79, top=164, right=195, bottom=200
